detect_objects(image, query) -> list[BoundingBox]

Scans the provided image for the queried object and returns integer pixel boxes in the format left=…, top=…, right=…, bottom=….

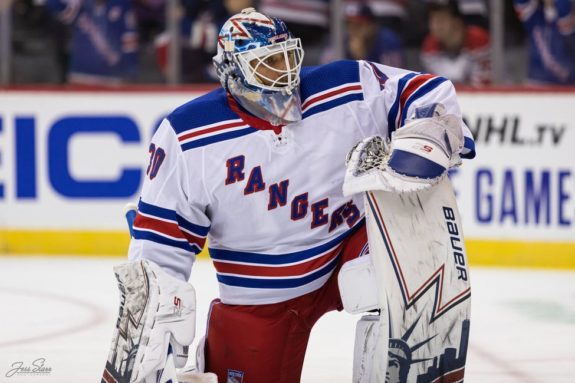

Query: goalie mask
left=213, top=8, right=304, bottom=126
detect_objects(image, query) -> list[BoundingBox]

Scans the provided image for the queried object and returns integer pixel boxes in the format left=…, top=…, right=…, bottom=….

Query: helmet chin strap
left=228, top=78, right=302, bottom=126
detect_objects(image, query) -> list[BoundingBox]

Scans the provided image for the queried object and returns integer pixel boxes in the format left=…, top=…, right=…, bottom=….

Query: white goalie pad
left=352, top=314, right=388, bottom=383
left=362, top=181, right=471, bottom=382
left=102, top=260, right=196, bottom=383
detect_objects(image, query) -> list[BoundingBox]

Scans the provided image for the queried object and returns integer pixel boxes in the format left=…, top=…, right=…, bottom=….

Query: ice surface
left=0, top=257, right=573, bottom=382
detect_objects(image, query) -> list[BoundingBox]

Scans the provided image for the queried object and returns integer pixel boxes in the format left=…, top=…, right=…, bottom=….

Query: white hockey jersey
left=129, top=60, right=476, bottom=305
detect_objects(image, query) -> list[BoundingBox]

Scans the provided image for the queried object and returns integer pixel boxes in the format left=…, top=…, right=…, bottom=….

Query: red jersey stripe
left=212, top=244, right=342, bottom=278
left=134, top=213, right=206, bottom=248
left=397, top=74, right=436, bottom=126
left=178, top=121, right=247, bottom=142
left=134, top=213, right=185, bottom=240
left=302, top=84, right=362, bottom=111
left=182, top=231, right=207, bottom=249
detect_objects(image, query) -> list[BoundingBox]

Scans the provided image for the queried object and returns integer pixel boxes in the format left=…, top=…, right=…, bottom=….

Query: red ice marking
left=470, top=342, right=542, bottom=383
left=0, top=286, right=108, bottom=347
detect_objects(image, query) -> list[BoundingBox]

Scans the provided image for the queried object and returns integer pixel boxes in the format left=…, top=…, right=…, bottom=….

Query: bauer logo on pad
left=227, top=369, right=244, bottom=383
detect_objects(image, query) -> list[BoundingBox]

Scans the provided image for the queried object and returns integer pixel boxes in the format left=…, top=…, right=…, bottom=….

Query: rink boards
left=0, top=87, right=573, bottom=268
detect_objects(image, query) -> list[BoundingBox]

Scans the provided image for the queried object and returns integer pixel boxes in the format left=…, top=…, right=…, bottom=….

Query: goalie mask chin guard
left=213, top=8, right=304, bottom=125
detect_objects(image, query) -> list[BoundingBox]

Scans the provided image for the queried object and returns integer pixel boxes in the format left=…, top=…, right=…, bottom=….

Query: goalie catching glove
left=102, top=259, right=197, bottom=383
left=343, top=109, right=463, bottom=195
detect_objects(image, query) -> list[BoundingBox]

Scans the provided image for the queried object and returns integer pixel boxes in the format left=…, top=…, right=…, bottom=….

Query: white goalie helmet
left=213, top=8, right=305, bottom=125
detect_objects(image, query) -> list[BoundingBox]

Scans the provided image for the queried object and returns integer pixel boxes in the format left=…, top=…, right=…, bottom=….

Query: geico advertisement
left=0, top=91, right=193, bottom=229
left=0, top=91, right=573, bottom=242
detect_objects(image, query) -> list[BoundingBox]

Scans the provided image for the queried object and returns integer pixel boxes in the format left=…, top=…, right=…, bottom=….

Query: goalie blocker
left=102, top=205, right=217, bottom=383
left=102, top=259, right=196, bottom=383
left=341, top=111, right=471, bottom=382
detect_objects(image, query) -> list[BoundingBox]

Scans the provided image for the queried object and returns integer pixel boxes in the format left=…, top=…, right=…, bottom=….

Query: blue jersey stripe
left=168, top=88, right=238, bottom=135
left=177, top=216, right=210, bottom=237
left=181, top=127, right=257, bottom=151
left=300, top=60, right=361, bottom=101
left=133, top=229, right=200, bottom=253
left=462, top=136, right=476, bottom=159
left=399, top=77, right=448, bottom=127
left=302, top=93, right=364, bottom=119
left=209, top=219, right=365, bottom=265
left=138, top=199, right=210, bottom=236
left=138, top=199, right=175, bottom=221
left=387, top=72, right=418, bottom=134
left=216, top=255, right=339, bottom=289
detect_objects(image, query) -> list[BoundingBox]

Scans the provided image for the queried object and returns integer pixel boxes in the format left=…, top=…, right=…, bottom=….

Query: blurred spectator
left=260, top=0, right=329, bottom=64
left=155, top=0, right=253, bottom=83
left=130, top=0, right=166, bottom=82
left=323, top=3, right=405, bottom=67
left=9, top=0, right=68, bottom=83
left=133, top=0, right=165, bottom=44
left=0, top=0, right=14, bottom=13
left=364, top=0, right=407, bottom=18
left=455, top=0, right=488, bottom=28
left=514, top=0, right=575, bottom=85
left=421, top=1, right=490, bottom=86
left=39, top=0, right=139, bottom=85
left=456, top=0, right=486, bottom=15
left=174, top=0, right=220, bottom=83
left=424, top=0, right=488, bottom=27
left=346, top=0, right=408, bottom=33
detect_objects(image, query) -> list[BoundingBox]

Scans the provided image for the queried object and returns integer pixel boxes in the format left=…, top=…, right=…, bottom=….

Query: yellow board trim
left=0, top=230, right=132, bottom=256
left=0, top=230, right=212, bottom=258
left=0, top=230, right=573, bottom=269
left=465, top=239, right=575, bottom=269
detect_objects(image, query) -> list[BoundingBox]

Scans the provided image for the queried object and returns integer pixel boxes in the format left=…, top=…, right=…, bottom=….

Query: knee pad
left=338, top=255, right=379, bottom=314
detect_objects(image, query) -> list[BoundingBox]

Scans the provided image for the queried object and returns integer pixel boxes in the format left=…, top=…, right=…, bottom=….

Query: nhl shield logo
left=227, top=369, right=244, bottom=383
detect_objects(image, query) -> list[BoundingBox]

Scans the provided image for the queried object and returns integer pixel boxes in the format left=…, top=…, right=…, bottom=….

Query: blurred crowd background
left=0, top=0, right=574, bottom=87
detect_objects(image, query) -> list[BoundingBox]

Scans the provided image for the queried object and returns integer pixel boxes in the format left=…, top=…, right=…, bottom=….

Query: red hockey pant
left=204, top=224, right=368, bottom=383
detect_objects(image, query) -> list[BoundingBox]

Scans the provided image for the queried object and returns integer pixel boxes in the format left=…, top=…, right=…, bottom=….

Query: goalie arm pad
left=104, top=260, right=196, bottom=383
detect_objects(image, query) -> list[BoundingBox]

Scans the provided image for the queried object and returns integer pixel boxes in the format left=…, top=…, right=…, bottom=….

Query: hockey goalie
left=101, top=7, right=475, bottom=383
